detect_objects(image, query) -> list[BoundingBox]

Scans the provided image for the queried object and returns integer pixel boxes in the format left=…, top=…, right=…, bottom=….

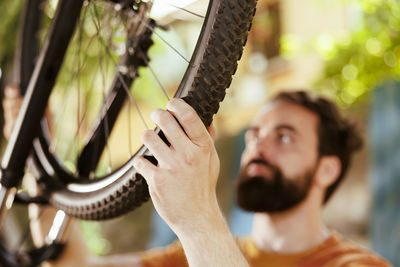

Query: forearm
left=176, top=203, right=249, bottom=267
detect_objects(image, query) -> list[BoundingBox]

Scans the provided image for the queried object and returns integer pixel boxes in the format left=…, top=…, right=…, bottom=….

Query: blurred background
left=0, top=0, right=399, bottom=266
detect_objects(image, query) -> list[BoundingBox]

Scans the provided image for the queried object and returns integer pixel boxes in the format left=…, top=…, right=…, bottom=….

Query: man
left=131, top=90, right=391, bottom=267
left=3, top=88, right=392, bottom=266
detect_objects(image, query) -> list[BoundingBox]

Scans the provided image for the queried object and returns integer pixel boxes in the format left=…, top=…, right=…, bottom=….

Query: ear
left=315, top=156, right=341, bottom=188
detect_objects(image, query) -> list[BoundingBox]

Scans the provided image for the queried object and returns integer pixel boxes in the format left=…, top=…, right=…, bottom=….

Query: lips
left=248, top=158, right=269, bottom=166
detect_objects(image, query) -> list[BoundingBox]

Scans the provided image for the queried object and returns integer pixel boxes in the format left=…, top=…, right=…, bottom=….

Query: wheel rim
left=35, top=0, right=216, bottom=184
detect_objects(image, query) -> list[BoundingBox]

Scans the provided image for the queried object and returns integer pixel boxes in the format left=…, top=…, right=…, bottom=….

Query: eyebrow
left=275, top=124, right=299, bottom=135
left=246, top=124, right=299, bottom=135
left=245, top=126, right=260, bottom=134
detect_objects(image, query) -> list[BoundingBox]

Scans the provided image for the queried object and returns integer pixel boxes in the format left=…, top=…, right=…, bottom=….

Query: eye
left=280, top=134, right=291, bottom=144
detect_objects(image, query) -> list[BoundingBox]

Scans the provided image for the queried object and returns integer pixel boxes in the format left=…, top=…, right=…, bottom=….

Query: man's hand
left=133, top=98, right=249, bottom=267
left=133, top=98, right=220, bottom=234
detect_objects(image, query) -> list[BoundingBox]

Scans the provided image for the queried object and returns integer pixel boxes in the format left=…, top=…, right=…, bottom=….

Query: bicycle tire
left=27, top=0, right=257, bottom=220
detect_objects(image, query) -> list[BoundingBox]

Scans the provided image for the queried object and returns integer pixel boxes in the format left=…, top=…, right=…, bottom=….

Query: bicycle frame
left=0, top=0, right=84, bottom=222
left=0, top=0, right=84, bottom=224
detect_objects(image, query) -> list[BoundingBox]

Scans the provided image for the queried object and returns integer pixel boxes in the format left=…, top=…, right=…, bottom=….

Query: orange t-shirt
left=139, top=233, right=392, bottom=267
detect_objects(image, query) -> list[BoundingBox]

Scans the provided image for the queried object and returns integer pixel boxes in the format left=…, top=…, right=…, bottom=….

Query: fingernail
left=166, top=98, right=179, bottom=109
left=150, top=109, right=164, bottom=123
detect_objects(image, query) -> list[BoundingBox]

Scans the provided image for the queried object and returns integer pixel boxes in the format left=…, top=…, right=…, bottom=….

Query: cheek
left=278, top=151, right=317, bottom=178
left=273, top=151, right=310, bottom=177
left=281, top=158, right=302, bottom=177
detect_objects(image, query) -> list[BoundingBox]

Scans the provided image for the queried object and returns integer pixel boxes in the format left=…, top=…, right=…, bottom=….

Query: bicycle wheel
left=23, top=0, right=257, bottom=220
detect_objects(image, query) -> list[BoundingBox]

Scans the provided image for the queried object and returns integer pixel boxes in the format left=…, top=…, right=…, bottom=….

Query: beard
left=235, top=159, right=316, bottom=213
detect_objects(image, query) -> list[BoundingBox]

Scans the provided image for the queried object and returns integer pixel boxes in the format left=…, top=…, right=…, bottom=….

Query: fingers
left=150, top=109, right=191, bottom=151
left=166, top=98, right=211, bottom=147
left=136, top=98, right=214, bottom=181
left=133, top=155, right=159, bottom=187
left=141, top=130, right=172, bottom=167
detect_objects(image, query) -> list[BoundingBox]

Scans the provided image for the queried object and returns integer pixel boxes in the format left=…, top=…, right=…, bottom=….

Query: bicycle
left=0, top=0, right=257, bottom=265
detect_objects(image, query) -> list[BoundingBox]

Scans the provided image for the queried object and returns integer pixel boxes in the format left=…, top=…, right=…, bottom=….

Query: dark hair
left=271, top=90, right=363, bottom=203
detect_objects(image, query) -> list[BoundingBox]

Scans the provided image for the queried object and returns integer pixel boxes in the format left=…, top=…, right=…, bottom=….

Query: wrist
left=173, top=196, right=224, bottom=237
left=177, top=216, right=232, bottom=246
left=173, top=204, right=249, bottom=267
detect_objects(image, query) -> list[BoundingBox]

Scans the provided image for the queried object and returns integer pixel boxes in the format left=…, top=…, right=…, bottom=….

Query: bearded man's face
left=236, top=101, right=320, bottom=213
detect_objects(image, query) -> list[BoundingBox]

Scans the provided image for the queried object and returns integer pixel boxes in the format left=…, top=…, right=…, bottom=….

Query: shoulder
left=301, top=233, right=393, bottom=267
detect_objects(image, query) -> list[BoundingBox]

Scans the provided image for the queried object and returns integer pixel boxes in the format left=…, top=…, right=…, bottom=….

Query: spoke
left=97, top=8, right=114, bottom=173
left=73, top=2, right=151, bottom=176
left=144, top=56, right=170, bottom=101
left=52, top=6, right=90, bottom=160
left=65, top=101, right=90, bottom=165
left=117, top=73, right=149, bottom=130
left=132, top=11, right=190, bottom=63
left=91, top=6, right=150, bottom=130
left=64, top=66, right=97, bottom=163
left=127, top=99, right=133, bottom=157
left=100, top=80, right=114, bottom=172
left=52, top=35, right=97, bottom=145
left=168, top=3, right=204, bottom=18
left=76, top=13, right=83, bottom=168
left=102, top=89, right=113, bottom=171
left=60, top=3, right=108, bottom=168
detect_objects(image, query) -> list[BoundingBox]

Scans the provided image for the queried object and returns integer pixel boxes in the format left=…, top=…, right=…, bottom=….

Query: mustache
left=246, top=158, right=275, bottom=169
left=244, top=158, right=282, bottom=178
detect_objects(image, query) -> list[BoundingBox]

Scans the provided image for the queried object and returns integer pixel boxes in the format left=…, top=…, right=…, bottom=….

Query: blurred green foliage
left=81, top=220, right=111, bottom=255
left=314, top=0, right=400, bottom=106
left=0, top=0, right=23, bottom=79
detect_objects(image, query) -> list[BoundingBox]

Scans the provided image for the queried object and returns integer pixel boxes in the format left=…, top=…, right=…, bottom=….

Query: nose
left=244, top=133, right=274, bottom=162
